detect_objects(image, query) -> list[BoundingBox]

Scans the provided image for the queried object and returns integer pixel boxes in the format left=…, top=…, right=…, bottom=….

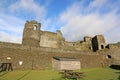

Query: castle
left=0, top=20, right=119, bottom=70
left=22, top=20, right=106, bottom=52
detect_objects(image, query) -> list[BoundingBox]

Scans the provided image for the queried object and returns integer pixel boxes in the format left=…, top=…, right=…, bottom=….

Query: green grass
left=79, top=68, right=120, bottom=80
left=0, top=68, right=119, bottom=80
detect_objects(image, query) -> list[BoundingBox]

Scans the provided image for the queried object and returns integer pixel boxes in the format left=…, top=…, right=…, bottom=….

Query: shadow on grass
left=17, top=71, right=31, bottom=80
left=116, top=72, right=120, bottom=80
left=110, top=65, right=120, bottom=70
left=0, top=71, right=9, bottom=77
left=109, top=65, right=120, bottom=80
left=118, top=75, right=120, bottom=80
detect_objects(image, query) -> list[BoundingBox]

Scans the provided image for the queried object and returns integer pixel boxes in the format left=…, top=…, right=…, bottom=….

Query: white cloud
left=105, top=27, right=120, bottom=43
left=0, top=0, right=119, bottom=44
left=0, top=31, right=22, bottom=43
left=41, top=16, right=60, bottom=32
left=0, top=0, right=53, bottom=43
left=0, top=13, right=24, bottom=43
left=9, top=0, right=55, bottom=31
left=59, top=2, right=80, bottom=23
left=9, top=0, right=46, bottom=20
left=59, top=0, right=120, bottom=43
left=87, top=0, right=107, bottom=11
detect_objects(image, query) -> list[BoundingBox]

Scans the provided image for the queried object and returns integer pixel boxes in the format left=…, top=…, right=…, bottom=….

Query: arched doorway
left=101, top=45, right=104, bottom=49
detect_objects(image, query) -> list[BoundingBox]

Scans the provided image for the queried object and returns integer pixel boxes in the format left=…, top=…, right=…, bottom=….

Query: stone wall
left=0, top=42, right=109, bottom=70
left=22, top=20, right=107, bottom=52
left=92, top=35, right=106, bottom=51
left=39, top=30, right=66, bottom=49
left=98, top=43, right=120, bottom=65
left=22, top=20, right=41, bottom=47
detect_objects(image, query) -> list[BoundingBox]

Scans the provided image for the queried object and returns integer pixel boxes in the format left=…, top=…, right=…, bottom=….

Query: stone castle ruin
left=22, top=20, right=106, bottom=52
left=0, top=20, right=119, bottom=70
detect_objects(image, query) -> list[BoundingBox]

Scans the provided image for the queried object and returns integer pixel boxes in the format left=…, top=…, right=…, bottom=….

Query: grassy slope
left=0, top=68, right=119, bottom=80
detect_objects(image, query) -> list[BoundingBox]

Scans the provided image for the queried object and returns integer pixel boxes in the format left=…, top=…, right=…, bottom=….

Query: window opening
left=101, top=45, right=104, bottom=49
left=107, top=55, right=111, bottom=59
left=33, top=25, right=37, bottom=30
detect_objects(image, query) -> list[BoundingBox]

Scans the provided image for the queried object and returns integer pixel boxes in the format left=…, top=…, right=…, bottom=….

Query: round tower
left=22, top=20, right=41, bottom=47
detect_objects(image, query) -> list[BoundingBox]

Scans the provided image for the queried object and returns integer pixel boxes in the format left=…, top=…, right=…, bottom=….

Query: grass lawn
left=0, top=68, right=119, bottom=80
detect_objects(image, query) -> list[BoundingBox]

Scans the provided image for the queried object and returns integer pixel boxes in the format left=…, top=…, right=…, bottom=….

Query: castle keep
left=0, top=20, right=119, bottom=70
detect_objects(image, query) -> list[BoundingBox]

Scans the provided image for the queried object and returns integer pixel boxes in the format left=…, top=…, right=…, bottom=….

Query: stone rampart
left=0, top=42, right=109, bottom=70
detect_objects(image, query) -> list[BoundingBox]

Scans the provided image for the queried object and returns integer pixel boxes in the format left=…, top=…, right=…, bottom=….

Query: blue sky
left=0, top=0, right=120, bottom=44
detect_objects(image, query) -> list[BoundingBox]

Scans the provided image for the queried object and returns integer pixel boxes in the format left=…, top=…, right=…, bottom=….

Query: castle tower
left=92, top=35, right=106, bottom=51
left=84, top=36, right=92, bottom=50
left=22, top=20, right=41, bottom=47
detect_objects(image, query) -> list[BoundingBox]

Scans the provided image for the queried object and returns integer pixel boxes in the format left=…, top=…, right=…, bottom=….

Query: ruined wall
left=22, top=20, right=41, bottom=47
left=65, top=37, right=92, bottom=51
left=107, top=42, right=120, bottom=49
left=0, top=20, right=119, bottom=70
left=40, top=30, right=65, bottom=48
left=98, top=42, right=120, bottom=65
left=64, top=35, right=107, bottom=52
left=22, top=20, right=107, bottom=52
left=84, top=36, right=92, bottom=50
left=0, top=42, right=109, bottom=70
left=92, top=35, right=106, bottom=51
left=40, top=31, right=58, bottom=48
left=22, top=20, right=65, bottom=48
